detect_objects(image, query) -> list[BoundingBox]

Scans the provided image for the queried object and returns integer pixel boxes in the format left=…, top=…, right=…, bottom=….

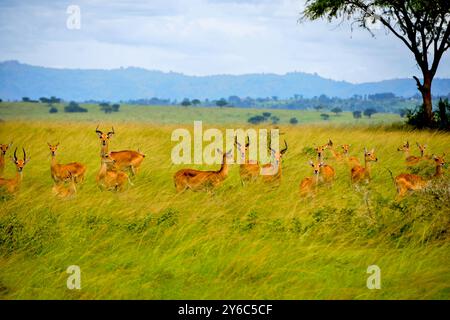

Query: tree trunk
left=422, top=74, right=433, bottom=124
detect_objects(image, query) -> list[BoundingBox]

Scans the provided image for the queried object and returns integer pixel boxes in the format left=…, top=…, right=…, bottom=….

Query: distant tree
left=39, top=97, right=50, bottom=104
left=262, top=112, right=272, bottom=119
left=270, top=116, right=280, bottom=125
left=181, top=98, right=191, bottom=107
left=320, top=113, right=330, bottom=121
left=216, top=98, right=228, bottom=108
left=22, top=97, right=30, bottom=102
left=99, top=102, right=113, bottom=114
left=191, top=99, right=201, bottom=106
left=49, top=96, right=61, bottom=104
left=289, top=117, right=299, bottom=125
left=65, top=101, right=87, bottom=113
left=352, top=111, right=362, bottom=119
left=247, top=115, right=266, bottom=125
left=0, top=99, right=2, bottom=103
left=111, top=103, right=120, bottom=112
left=313, top=105, right=324, bottom=112
left=363, top=108, right=377, bottom=118
left=49, top=106, right=58, bottom=113
left=331, top=107, right=343, bottom=116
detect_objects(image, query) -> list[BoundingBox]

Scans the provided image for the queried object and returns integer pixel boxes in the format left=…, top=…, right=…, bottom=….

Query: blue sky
left=0, top=0, right=449, bottom=83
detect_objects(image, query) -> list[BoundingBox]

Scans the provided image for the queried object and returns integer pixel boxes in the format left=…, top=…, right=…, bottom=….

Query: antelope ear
left=309, top=160, right=314, bottom=167
left=96, top=132, right=103, bottom=138
left=416, top=142, right=420, bottom=147
left=24, top=157, right=31, bottom=164
left=56, top=142, right=60, bottom=147
left=432, top=154, right=437, bottom=160
left=424, top=144, right=427, bottom=148
left=47, top=142, right=51, bottom=147
left=371, top=148, right=375, bottom=154
left=364, top=147, right=367, bottom=154
left=8, top=142, right=13, bottom=148
left=319, top=162, right=325, bottom=167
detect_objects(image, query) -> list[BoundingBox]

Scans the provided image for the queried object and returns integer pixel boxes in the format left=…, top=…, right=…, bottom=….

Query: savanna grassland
left=0, top=102, right=449, bottom=299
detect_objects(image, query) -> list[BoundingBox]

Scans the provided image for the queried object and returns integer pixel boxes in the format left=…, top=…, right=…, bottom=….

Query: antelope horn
left=22, top=148, right=27, bottom=162
left=107, top=127, right=115, bottom=135
left=13, top=147, right=18, bottom=161
left=245, top=136, right=250, bottom=148
left=281, top=140, right=288, bottom=154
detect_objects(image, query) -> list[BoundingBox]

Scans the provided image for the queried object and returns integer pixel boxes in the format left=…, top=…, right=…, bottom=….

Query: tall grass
left=0, top=121, right=449, bottom=299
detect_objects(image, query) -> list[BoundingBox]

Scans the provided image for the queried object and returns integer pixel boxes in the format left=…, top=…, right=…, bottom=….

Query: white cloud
left=0, top=0, right=448, bottom=82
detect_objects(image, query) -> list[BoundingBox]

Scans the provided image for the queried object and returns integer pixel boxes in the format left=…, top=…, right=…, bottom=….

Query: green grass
left=0, top=104, right=449, bottom=299
left=0, top=102, right=402, bottom=125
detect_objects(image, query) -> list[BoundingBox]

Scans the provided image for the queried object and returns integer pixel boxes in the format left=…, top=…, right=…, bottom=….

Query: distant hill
left=0, top=60, right=449, bottom=101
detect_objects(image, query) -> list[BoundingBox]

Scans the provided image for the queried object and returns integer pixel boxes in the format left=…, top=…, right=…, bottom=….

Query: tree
left=302, top=0, right=450, bottom=126
left=331, top=107, right=343, bottom=116
left=353, top=111, right=362, bottom=119
left=270, top=116, right=280, bottom=124
left=247, top=115, right=266, bottom=125
left=49, top=106, right=58, bottom=113
left=290, top=117, right=299, bottom=124
left=363, top=108, right=377, bottom=118
left=262, top=112, right=272, bottom=119
left=313, top=105, right=324, bottom=112
left=111, top=104, right=120, bottom=112
left=65, top=101, right=87, bottom=113
left=22, top=97, right=30, bottom=102
left=216, top=98, right=228, bottom=108
left=320, top=113, right=330, bottom=120
left=191, top=99, right=201, bottom=106
left=99, top=102, right=113, bottom=114
left=181, top=98, right=191, bottom=107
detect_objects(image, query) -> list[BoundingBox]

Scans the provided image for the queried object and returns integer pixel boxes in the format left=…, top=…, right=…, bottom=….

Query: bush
left=406, top=99, right=450, bottom=130
left=270, top=116, right=280, bottom=125
left=320, top=113, right=330, bottom=120
left=289, top=117, right=298, bottom=125
left=64, top=101, right=87, bottom=113
left=363, top=108, right=377, bottom=118
left=49, top=107, right=58, bottom=113
left=352, top=111, right=362, bottom=119
left=331, top=107, right=342, bottom=116
left=247, top=115, right=266, bottom=125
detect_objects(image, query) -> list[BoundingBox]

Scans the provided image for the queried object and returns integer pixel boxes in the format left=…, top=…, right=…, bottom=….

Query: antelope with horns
left=96, top=153, right=129, bottom=191
left=0, top=142, right=12, bottom=177
left=235, top=137, right=260, bottom=185
left=262, top=140, right=288, bottom=183
left=95, top=126, right=145, bottom=176
left=314, top=141, right=335, bottom=183
left=351, top=148, right=378, bottom=184
left=48, top=143, right=86, bottom=184
left=393, top=153, right=445, bottom=199
left=52, top=171, right=77, bottom=199
left=174, top=149, right=233, bottom=192
left=0, top=148, right=29, bottom=194
left=397, top=141, right=430, bottom=166
left=299, top=160, right=323, bottom=197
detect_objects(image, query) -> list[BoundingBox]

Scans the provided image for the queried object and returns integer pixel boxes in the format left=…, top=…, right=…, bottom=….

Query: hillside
left=1, top=60, right=450, bottom=101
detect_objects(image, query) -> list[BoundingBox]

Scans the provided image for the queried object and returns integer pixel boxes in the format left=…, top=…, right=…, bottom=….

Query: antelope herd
left=0, top=129, right=447, bottom=201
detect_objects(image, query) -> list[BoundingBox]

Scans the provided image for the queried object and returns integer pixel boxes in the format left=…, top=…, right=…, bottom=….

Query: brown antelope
left=96, top=153, right=129, bottom=191
left=235, top=137, right=260, bottom=184
left=351, top=148, right=378, bottom=184
left=95, top=126, right=145, bottom=176
left=52, top=171, right=77, bottom=199
left=262, top=140, right=288, bottom=183
left=0, top=148, right=29, bottom=194
left=299, top=160, right=323, bottom=196
left=314, top=141, right=335, bottom=183
left=0, top=142, right=12, bottom=176
left=393, top=154, right=445, bottom=199
left=397, top=141, right=430, bottom=166
left=327, top=139, right=343, bottom=161
left=174, top=149, right=233, bottom=192
left=341, top=144, right=360, bottom=166
left=48, top=143, right=86, bottom=184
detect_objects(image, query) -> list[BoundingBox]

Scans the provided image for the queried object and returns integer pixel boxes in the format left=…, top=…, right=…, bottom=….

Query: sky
left=0, top=0, right=449, bottom=83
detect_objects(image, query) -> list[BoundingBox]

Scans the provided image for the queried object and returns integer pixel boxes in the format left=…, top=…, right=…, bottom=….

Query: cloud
left=0, top=0, right=448, bottom=82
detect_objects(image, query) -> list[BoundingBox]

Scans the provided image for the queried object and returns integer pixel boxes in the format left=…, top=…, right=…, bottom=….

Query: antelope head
left=10, top=148, right=30, bottom=172
left=0, top=142, right=12, bottom=156
left=364, top=147, right=378, bottom=162
left=308, top=160, right=324, bottom=175
left=416, top=142, right=427, bottom=157
left=397, top=141, right=410, bottom=152
left=96, top=126, right=115, bottom=146
left=47, top=142, right=60, bottom=156
left=234, top=136, right=250, bottom=160
left=314, top=143, right=328, bottom=160
left=432, top=153, right=445, bottom=167
left=341, top=144, right=351, bottom=155
left=270, top=140, right=288, bottom=163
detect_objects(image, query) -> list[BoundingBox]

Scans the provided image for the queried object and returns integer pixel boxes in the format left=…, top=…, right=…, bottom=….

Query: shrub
left=247, top=115, right=266, bottom=125
left=49, top=107, right=58, bottom=113
left=289, top=117, right=298, bottom=125
left=352, top=111, right=362, bottom=119
left=331, top=107, right=342, bottom=116
left=363, top=108, right=377, bottom=118
left=64, top=101, right=87, bottom=113
left=320, top=113, right=330, bottom=120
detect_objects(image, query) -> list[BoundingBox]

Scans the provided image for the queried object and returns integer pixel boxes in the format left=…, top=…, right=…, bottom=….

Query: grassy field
left=0, top=103, right=449, bottom=299
left=0, top=101, right=402, bottom=125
